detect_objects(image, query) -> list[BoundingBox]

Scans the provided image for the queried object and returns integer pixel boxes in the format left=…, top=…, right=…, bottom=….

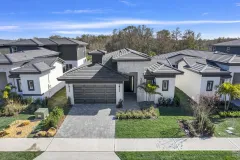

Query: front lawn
left=213, top=117, right=240, bottom=137
left=0, top=114, right=34, bottom=130
left=116, top=151, right=240, bottom=160
left=116, top=107, right=192, bottom=138
left=0, top=152, right=42, bottom=160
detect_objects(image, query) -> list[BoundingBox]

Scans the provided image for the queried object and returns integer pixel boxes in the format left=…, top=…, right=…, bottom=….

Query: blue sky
left=1, top=0, right=240, bottom=39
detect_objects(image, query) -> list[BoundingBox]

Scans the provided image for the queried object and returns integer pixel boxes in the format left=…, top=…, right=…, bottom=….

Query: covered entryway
left=233, top=73, right=240, bottom=84
left=0, top=72, right=7, bottom=90
left=73, top=84, right=116, bottom=104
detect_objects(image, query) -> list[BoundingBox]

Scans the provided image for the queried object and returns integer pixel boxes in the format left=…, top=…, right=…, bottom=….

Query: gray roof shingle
left=10, top=57, right=64, bottom=74
left=147, top=62, right=183, bottom=75
left=212, top=39, right=240, bottom=46
left=58, top=62, right=128, bottom=82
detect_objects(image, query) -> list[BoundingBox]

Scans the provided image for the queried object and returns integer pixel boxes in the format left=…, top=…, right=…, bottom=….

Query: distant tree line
left=50, top=25, right=238, bottom=56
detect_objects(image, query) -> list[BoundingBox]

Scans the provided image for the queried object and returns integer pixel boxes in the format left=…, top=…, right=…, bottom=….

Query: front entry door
left=124, top=76, right=134, bottom=92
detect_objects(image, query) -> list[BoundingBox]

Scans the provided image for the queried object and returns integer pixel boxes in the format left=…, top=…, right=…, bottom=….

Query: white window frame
left=162, top=80, right=169, bottom=91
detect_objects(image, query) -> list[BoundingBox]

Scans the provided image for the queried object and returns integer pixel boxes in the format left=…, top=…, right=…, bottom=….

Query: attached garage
left=233, top=73, right=240, bottom=84
left=73, top=84, right=116, bottom=104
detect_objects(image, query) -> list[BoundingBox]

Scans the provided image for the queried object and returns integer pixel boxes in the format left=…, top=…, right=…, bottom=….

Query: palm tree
left=217, top=82, right=240, bottom=111
left=138, top=82, right=162, bottom=102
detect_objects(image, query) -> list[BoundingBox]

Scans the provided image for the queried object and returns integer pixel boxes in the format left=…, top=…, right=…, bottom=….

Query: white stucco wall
left=200, top=77, right=220, bottom=97
left=117, top=61, right=151, bottom=102
left=116, top=83, right=124, bottom=104
left=20, top=74, right=42, bottom=95
left=154, top=78, right=176, bottom=103
left=66, top=84, right=74, bottom=104
left=19, top=61, right=64, bottom=98
left=65, top=57, right=87, bottom=68
left=176, top=61, right=202, bottom=101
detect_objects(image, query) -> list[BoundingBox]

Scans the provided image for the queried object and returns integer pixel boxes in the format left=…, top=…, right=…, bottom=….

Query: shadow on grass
left=159, top=107, right=192, bottom=116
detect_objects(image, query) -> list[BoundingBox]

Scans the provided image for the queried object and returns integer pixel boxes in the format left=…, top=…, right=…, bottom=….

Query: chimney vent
left=88, top=50, right=106, bottom=64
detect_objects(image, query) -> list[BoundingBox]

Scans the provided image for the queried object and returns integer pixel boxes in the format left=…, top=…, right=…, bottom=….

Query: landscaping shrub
left=19, top=120, right=30, bottom=127
left=0, top=102, right=27, bottom=116
left=116, top=106, right=158, bottom=120
left=42, top=107, right=64, bottom=130
left=158, top=97, right=173, bottom=107
left=219, top=111, right=240, bottom=118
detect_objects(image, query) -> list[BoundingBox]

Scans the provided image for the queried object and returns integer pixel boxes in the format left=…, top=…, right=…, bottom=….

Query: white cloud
left=236, top=3, right=240, bottom=6
left=52, top=9, right=105, bottom=14
left=202, top=12, right=209, bottom=16
left=0, top=25, right=18, bottom=31
left=53, top=30, right=112, bottom=35
left=32, top=19, right=240, bottom=30
left=119, top=0, right=136, bottom=6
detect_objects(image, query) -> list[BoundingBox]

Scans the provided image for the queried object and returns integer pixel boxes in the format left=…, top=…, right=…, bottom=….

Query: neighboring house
left=58, top=49, right=183, bottom=104
left=154, top=50, right=240, bottom=101
left=211, top=39, right=240, bottom=55
left=0, top=38, right=88, bottom=99
left=0, top=38, right=88, bottom=70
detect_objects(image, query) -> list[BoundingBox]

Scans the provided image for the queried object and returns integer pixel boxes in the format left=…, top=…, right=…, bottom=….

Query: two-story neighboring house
left=211, top=39, right=240, bottom=55
left=0, top=38, right=88, bottom=99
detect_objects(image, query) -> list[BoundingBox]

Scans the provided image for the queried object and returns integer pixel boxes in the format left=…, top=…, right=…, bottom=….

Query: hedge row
left=219, top=111, right=240, bottom=118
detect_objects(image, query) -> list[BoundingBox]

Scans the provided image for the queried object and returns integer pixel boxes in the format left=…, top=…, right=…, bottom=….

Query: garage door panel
left=73, top=84, right=116, bottom=104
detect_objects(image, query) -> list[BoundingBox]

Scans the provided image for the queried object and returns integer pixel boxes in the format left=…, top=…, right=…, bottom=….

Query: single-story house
left=58, top=49, right=240, bottom=105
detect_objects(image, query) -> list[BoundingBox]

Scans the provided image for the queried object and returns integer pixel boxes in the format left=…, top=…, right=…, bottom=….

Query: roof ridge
left=200, top=64, right=208, bottom=72
left=228, top=55, right=236, bottom=63
left=157, top=62, right=184, bottom=73
left=48, top=38, right=59, bottom=45
left=32, top=62, right=42, bottom=73
left=66, top=38, right=78, bottom=45
left=126, top=48, right=150, bottom=59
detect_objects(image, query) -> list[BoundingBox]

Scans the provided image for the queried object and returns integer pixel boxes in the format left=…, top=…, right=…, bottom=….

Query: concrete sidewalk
left=0, top=138, right=239, bottom=152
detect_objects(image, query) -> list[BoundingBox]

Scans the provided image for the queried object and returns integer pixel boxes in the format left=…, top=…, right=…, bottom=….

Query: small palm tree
left=138, top=82, right=162, bottom=102
left=217, top=82, right=240, bottom=111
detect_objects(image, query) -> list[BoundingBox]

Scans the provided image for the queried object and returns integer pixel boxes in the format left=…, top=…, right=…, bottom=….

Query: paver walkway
left=0, top=138, right=240, bottom=152
left=55, top=104, right=116, bottom=138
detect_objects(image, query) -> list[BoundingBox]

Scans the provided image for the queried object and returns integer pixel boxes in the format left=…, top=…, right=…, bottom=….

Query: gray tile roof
left=88, top=50, right=106, bottom=55
left=10, top=57, right=64, bottom=74
left=0, top=47, right=60, bottom=64
left=1, top=38, right=87, bottom=46
left=153, top=49, right=240, bottom=65
left=103, top=48, right=151, bottom=62
left=58, top=62, right=128, bottom=82
left=147, top=62, right=183, bottom=75
left=212, top=39, right=240, bottom=46
left=0, top=39, right=15, bottom=46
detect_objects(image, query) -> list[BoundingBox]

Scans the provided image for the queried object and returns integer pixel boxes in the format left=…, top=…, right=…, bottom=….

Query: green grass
left=213, top=117, right=240, bottom=137
left=116, top=151, right=240, bottom=160
left=116, top=108, right=192, bottom=138
left=47, top=88, right=70, bottom=115
left=0, top=152, right=42, bottom=160
left=0, top=114, right=34, bottom=130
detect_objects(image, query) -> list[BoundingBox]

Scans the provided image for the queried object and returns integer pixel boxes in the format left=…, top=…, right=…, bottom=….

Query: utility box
left=35, top=108, right=49, bottom=119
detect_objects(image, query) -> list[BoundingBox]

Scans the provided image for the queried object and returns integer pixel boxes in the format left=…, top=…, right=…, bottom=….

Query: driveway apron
left=55, top=104, right=116, bottom=138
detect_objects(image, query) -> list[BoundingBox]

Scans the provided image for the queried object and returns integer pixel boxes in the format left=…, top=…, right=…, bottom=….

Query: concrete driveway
left=55, top=104, right=116, bottom=138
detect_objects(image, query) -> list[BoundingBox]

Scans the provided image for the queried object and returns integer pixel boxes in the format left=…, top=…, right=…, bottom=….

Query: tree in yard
left=138, top=82, right=162, bottom=102
left=217, top=82, right=240, bottom=111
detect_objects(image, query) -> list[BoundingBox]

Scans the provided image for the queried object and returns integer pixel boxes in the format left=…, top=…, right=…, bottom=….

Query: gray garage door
left=73, top=84, right=116, bottom=104
left=233, top=73, right=240, bottom=84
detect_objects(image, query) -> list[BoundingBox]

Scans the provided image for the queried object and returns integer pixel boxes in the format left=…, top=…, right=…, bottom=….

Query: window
left=226, top=47, right=230, bottom=53
left=206, top=81, right=214, bottom=91
left=27, top=80, right=35, bottom=91
left=162, top=80, right=169, bottom=91
left=66, top=64, right=73, bottom=71
left=11, top=46, right=17, bottom=53
left=16, top=79, right=22, bottom=92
